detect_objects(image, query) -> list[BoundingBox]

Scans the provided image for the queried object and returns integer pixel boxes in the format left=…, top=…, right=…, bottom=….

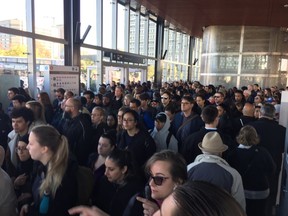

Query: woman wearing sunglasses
left=135, top=150, right=187, bottom=216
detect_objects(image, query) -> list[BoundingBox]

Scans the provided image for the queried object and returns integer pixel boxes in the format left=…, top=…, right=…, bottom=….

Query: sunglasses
left=149, top=175, right=169, bottom=186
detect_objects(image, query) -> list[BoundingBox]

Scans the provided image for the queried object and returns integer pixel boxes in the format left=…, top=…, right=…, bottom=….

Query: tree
left=0, top=45, right=27, bottom=56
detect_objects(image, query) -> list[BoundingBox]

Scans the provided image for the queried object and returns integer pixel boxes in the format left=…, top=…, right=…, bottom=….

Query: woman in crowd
left=134, top=150, right=187, bottom=216
left=117, top=109, right=156, bottom=169
left=227, top=125, right=276, bottom=216
left=216, top=103, right=233, bottom=135
left=106, top=113, right=117, bottom=131
left=69, top=181, right=246, bottom=216
left=195, top=93, right=210, bottom=114
left=150, top=112, right=178, bottom=152
left=154, top=181, right=246, bottom=216
left=254, top=95, right=265, bottom=106
left=20, top=125, right=78, bottom=216
left=93, top=94, right=103, bottom=107
left=14, top=134, right=34, bottom=211
left=123, top=94, right=134, bottom=107
left=37, top=92, right=54, bottom=124
left=92, top=149, right=144, bottom=216
left=88, top=131, right=116, bottom=186
left=26, top=101, right=47, bottom=128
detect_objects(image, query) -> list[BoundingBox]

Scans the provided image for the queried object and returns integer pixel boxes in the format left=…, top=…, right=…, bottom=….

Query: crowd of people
left=0, top=80, right=286, bottom=216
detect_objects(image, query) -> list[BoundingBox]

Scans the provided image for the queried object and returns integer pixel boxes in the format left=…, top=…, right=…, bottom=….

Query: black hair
left=101, top=130, right=117, bottom=147
left=10, top=107, right=34, bottom=123
left=12, top=94, right=27, bottom=103
left=122, top=109, right=139, bottom=125
left=130, top=98, right=141, bottom=107
left=201, top=105, right=218, bottom=124
left=19, top=133, right=29, bottom=144
left=8, top=87, right=20, bottom=95
left=107, top=148, right=136, bottom=180
left=155, top=113, right=167, bottom=123
left=83, top=90, right=95, bottom=100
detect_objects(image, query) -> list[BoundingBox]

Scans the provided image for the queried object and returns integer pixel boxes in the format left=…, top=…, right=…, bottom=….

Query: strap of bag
left=166, top=131, right=173, bottom=148
left=177, top=114, right=198, bottom=135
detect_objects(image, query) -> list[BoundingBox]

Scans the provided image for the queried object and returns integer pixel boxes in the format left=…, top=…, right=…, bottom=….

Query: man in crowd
left=187, top=131, right=246, bottom=210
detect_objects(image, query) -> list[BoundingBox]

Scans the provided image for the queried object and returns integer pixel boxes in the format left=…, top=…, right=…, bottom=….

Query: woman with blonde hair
left=26, top=101, right=47, bottom=127
left=20, top=125, right=78, bottom=216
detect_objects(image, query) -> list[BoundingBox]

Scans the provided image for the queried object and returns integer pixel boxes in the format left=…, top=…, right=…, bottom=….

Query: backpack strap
left=166, top=131, right=173, bottom=148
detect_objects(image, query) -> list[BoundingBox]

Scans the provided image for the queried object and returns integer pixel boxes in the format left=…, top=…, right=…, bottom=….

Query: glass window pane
left=81, top=0, right=97, bottom=46
left=36, top=39, right=64, bottom=63
left=0, top=0, right=27, bottom=31
left=139, top=15, right=147, bottom=55
left=117, top=3, right=126, bottom=51
left=148, top=20, right=156, bottom=57
left=35, top=0, right=64, bottom=38
left=103, top=0, right=113, bottom=48
left=129, top=10, right=136, bottom=53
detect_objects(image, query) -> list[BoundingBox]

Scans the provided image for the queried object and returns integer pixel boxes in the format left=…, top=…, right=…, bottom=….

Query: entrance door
left=128, top=68, right=146, bottom=84
left=86, top=66, right=99, bottom=92
left=104, top=66, right=124, bottom=85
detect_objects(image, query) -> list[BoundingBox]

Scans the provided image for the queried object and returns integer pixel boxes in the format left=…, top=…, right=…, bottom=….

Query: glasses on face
left=15, top=147, right=28, bottom=153
left=149, top=175, right=169, bottom=186
left=214, top=96, right=221, bottom=98
left=161, top=97, right=168, bottom=100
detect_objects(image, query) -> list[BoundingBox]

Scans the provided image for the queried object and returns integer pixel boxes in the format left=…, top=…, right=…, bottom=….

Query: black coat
left=248, top=118, right=285, bottom=174
left=93, top=176, right=144, bottom=216
left=28, top=158, right=78, bottom=216
left=61, top=113, right=93, bottom=165
left=181, top=127, right=237, bottom=164
left=227, top=145, right=276, bottom=191
left=118, top=130, right=156, bottom=169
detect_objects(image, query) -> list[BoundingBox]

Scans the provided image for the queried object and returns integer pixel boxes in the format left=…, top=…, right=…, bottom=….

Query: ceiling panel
left=136, top=0, right=288, bottom=37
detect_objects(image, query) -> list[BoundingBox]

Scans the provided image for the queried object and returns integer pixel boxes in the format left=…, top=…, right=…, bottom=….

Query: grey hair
left=260, top=103, right=275, bottom=119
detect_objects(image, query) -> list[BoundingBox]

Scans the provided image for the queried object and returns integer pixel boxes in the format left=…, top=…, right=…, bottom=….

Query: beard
left=63, top=111, right=72, bottom=120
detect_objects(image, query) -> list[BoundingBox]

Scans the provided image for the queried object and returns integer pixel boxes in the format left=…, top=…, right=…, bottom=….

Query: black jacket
left=93, top=176, right=144, bottom=216
left=118, top=130, right=156, bottom=169
left=61, top=113, right=93, bottom=165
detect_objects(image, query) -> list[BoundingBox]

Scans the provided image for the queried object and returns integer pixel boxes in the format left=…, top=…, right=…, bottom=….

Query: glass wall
left=81, top=0, right=97, bottom=46
left=0, top=0, right=196, bottom=108
left=201, top=26, right=288, bottom=88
